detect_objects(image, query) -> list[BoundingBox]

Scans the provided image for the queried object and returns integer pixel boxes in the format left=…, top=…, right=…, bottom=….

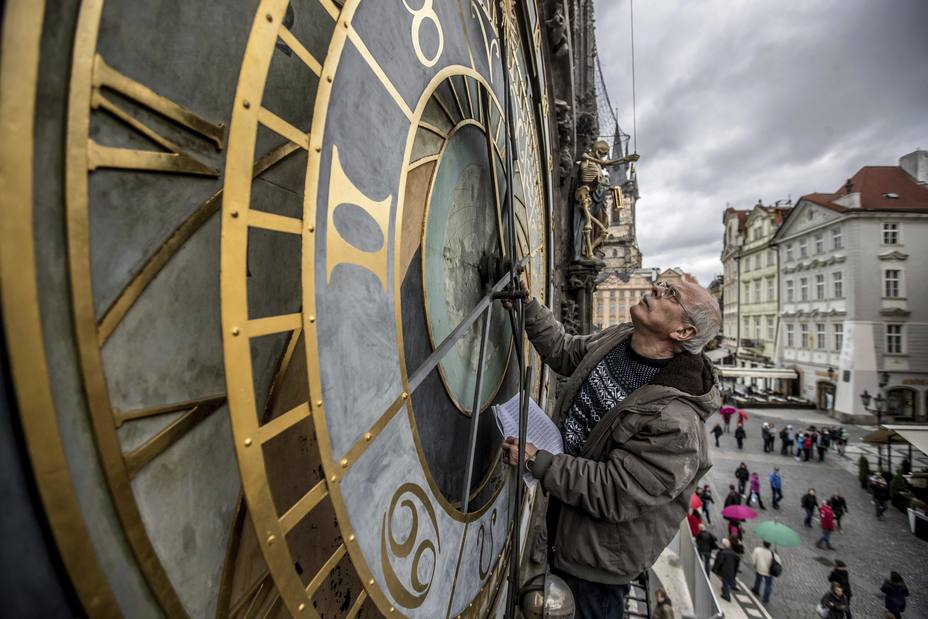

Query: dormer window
left=883, top=192, right=899, bottom=199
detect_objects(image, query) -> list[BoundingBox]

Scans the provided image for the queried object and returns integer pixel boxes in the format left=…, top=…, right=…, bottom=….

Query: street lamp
left=860, top=389, right=888, bottom=469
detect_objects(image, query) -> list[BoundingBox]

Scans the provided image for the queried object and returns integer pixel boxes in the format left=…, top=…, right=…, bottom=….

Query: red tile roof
left=800, top=166, right=928, bottom=212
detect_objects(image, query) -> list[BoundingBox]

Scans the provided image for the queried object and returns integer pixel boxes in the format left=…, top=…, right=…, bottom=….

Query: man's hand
left=500, top=277, right=530, bottom=311
left=502, top=437, right=538, bottom=467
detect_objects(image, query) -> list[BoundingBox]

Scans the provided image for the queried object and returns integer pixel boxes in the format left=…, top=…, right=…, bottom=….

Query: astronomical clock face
left=1, top=0, right=552, bottom=617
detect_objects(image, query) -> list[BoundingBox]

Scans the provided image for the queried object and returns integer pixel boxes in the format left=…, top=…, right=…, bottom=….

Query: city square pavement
left=700, top=407, right=926, bottom=619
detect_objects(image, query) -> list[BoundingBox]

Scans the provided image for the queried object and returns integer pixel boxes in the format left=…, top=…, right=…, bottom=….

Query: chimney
left=900, top=149, right=928, bottom=184
left=844, top=178, right=854, bottom=194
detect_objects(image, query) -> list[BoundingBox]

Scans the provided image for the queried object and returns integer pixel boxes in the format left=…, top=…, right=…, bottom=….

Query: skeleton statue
left=573, top=140, right=639, bottom=260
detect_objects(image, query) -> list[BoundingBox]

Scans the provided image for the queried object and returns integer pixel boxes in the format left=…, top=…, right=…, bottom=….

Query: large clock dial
left=1, top=0, right=553, bottom=617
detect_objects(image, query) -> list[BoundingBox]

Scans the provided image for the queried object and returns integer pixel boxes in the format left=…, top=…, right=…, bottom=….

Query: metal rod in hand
left=460, top=307, right=494, bottom=513
left=506, top=364, right=532, bottom=618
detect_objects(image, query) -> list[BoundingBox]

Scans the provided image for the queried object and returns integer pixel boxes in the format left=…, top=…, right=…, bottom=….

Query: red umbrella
left=690, top=493, right=703, bottom=510
left=721, top=505, right=758, bottom=520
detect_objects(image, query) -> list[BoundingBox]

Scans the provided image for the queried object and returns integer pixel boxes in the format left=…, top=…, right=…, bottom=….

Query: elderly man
left=502, top=279, right=722, bottom=619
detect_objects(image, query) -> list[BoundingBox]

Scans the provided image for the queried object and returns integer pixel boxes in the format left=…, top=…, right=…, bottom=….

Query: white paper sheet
left=493, top=392, right=563, bottom=488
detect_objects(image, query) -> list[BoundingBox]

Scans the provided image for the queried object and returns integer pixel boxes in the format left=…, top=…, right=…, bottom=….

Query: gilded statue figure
left=573, top=140, right=638, bottom=260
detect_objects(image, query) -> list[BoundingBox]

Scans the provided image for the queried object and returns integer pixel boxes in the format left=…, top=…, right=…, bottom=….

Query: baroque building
left=720, top=207, right=749, bottom=351
left=736, top=202, right=791, bottom=368
left=772, top=150, right=928, bottom=422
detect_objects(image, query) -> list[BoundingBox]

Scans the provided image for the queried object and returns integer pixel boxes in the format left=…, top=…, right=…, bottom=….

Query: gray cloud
left=594, top=0, right=928, bottom=285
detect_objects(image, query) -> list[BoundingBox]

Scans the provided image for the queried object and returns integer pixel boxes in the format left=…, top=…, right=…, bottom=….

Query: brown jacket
left=524, top=299, right=718, bottom=584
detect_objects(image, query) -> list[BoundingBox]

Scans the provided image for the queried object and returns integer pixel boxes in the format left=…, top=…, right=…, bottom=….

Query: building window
left=743, top=283, right=751, bottom=304
left=766, top=316, right=774, bottom=340
left=816, top=323, right=826, bottom=349
left=786, top=279, right=794, bottom=303
left=766, top=277, right=774, bottom=301
left=882, top=223, right=899, bottom=245
left=884, top=269, right=901, bottom=298
left=814, top=233, right=824, bottom=254
left=815, top=274, right=825, bottom=300
left=785, top=244, right=794, bottom=261
left=799, top=238, right=808, bottom=257
left=800, top=277, right=809, bottom=301
left=832, top=271, right=843, bottom=298
left=754, top=254, right=761, bottom=270
left=743, top=317, right=750, bottom=336
left=754, top=316, right=761, bottom=339
left=800, top=323, right=809, bottom=349
left=834, top=323, right=843, bottom=351
left=886, top=324, right=903, bottom=354
left=832, top=227, right=843, bottom=250
left=754, top=280, right=761, bottom=302
left=786, top=323, right=795, bottom=348
left=767, top=250, right=775, bottom=266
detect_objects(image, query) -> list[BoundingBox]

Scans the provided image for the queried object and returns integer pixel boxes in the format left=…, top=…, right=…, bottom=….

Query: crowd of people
left=699, top=405, right=915, bottom=617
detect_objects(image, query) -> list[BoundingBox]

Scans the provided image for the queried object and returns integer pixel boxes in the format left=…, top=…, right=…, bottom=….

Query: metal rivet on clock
left=231, top=327, right=240, bottom=336
left=230, top=210, right=239, bottom=218
left=244, top=438, right=253, bottom=447
left=307, top=225, right=315, bottom=233
left=340, top=458, right=348, bottom=468
left=298, top=603, right=306, bottom=612
left=266, top=13, right=273, bottom=22
left=267, top=534, right=275, bottom=545
left=242, top=99, right=250, bottom=109
left=364, top=432, right=372, bottom=442
left=308, top=316, right=316, bottom=323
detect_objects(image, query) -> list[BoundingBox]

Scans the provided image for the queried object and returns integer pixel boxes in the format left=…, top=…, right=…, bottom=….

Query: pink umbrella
left=721, top=505, right=758, bottom=520
left=720, top=405, right=736, bottom=415
left=690, top=493, right=703, bottom=510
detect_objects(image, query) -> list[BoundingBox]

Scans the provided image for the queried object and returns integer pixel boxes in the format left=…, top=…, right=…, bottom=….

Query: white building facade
left=772, top=151, right=928, bottom=422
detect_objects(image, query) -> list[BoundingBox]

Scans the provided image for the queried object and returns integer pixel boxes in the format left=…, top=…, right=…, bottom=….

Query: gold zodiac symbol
left=402, top=0, right=444, bottom=68
left=380, top=483, right=441, bottom=609
left=476, top=508, right=497, bottom=580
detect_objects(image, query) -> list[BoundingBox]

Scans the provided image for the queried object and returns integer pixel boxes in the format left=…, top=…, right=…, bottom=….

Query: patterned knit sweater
left=561, top=338, right=669, bottom=456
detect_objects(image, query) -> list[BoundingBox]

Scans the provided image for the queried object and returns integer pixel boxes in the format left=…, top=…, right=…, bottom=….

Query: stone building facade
left=721, top=208, right=748, bottom=351
left=737, top=202, right=791, bottom=368
left=772, top=150, right=928, bottom=421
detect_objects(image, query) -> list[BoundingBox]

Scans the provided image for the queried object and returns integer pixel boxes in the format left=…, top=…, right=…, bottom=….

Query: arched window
left=886, top=387, right=917, bottom=418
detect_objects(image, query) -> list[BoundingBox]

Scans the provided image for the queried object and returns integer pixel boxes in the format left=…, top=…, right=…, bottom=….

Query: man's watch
left=525, top=454, right=536, bottom=475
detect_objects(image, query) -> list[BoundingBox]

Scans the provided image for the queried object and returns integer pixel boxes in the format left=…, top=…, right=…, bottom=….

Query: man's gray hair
left=680, top=297, right=722, bottom=354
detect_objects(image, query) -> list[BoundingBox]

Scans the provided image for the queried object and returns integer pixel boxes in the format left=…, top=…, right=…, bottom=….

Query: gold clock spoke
left=247, top=209, right=303, bottom=235
left=345, top=591, right=368, bottom=619
left=123, top=396, right=226, bottom=478
left=279, top=479, right=328, bottom=534
left=247, top=313, right=303, bottom=337
left=277, top=26, right=323, bottom=77
left=419, top=120, right=448, bottom=139
left=409, top=152, right=441, bottom=170
left=305, top=544, right=348, bottom=599
left=346, top=27, right=414, bottom=122
left=97, top=141, right=300, bottom=346
left=256, top=401, right=310, bottom=445
left=257, top=106, right=310, bottom=150
left=317, top=0, right=340, bottom=21
left=463, top=77, right=476, bottom=119
left=114, top=394, right=225, bottom=428
left=447, top=77, right=468, bottom=121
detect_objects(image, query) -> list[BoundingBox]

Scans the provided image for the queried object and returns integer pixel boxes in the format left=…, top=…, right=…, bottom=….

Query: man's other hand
left=502, top=436, right=538, bottom=467
left=500, top=277, right=530, bottom=311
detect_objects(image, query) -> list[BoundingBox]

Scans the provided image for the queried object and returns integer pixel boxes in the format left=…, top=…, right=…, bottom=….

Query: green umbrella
left=750, top=520, right=801, bottom=547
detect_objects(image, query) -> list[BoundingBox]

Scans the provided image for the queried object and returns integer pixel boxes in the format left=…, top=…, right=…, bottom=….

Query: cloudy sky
left=594, top=0, right=928, bottom=285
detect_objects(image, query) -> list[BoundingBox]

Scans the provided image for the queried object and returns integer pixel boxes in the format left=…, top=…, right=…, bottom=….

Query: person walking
left=748, top=472, right=766, bottom=510
left=695, top=523, right=718, bottom=575
left=803, top=431, right=814, bottom=462
left=699, top=484, right=714, bottom=524
left=873, top=477, right=890, bottom=519
left=828, top=494, right=848, bottom=532
left=687, top=508, right=703, bottom=537
left=816, top=501, right=836, bottom=550
left=761, top=423, right=771, bottom=453
left=721, top=407, right=733, bottom=433
left=820, top=581, right=850, bottom=618
left=712, top=538, right=740, bottom=602
left=711, top=422, right=723, bottom=447
left=735, top=422, right=747, bottom=450
left=817, top=430, right=830, bottom=462
left=838, top=427, right=848, bottom=457
left=724, top=484, right=742, bottom=507
left=881, top=571, right=908, bottom=619
left=779, top=425, right=789, bottom=455
left=786, top=424, right=795, bottom=455
left=802, top=488, right=818, bottom=528
left=794, top=430, right=804, bottom=461
left=769, top=467, right=783, bottom=509
left=750, top=540, right=778, bottom=605
left=735, top=462, right=750, bottom=496
left=828, top=560, right=852, bottom=618
left=737, top=408, right=748, bottom=426
left=651, top=588, right=674, bottom=619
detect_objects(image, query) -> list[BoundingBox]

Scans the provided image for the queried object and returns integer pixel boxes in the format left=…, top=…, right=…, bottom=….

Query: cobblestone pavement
left=701, top=408, right=927, bottom=619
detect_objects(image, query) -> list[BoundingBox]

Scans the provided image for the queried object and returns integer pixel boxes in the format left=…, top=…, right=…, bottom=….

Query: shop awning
left=876, top=425, right=928, bottom=456
left=715, top=366, right=799, bottom=380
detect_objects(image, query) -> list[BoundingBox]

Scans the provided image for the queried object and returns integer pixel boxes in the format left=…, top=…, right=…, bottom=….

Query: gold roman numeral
left=326, top=144, right=391, bottom=291
left=88, top=54, right=225, bottom=176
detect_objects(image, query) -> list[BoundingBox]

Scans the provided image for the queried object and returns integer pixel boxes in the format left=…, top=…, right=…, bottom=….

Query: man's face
left=630, top=280, right=710, bottom=344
